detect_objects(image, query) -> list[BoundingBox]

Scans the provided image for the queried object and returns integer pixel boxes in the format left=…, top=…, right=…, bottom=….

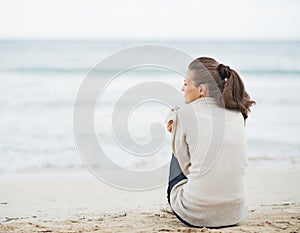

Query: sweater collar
left=190, top=97, right=217, bottom=105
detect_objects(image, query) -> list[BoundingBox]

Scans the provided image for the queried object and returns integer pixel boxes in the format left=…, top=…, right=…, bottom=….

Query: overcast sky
left=1, top=0, right=299, bottom=40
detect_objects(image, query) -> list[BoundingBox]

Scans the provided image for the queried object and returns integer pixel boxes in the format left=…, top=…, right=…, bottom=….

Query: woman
left=166, top=57, right=255, bottom=228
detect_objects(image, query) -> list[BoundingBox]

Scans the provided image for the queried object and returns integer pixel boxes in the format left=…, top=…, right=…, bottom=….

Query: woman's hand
left=167, top=120, right=173, bottom=133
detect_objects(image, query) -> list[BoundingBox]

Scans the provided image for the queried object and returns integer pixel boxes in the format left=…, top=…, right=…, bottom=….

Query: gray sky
left=1, top=0, right=299, bottom=40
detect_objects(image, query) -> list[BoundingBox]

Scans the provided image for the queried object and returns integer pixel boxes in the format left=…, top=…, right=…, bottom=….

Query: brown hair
left=188, top=57, right=255, bottom=120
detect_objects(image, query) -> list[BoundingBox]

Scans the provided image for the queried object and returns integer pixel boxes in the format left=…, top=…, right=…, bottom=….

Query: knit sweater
left=166, top=97, right=248, bottom=227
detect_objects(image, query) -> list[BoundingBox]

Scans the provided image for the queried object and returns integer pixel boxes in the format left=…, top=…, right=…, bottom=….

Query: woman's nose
left=181, top=86, right=184, bottom=92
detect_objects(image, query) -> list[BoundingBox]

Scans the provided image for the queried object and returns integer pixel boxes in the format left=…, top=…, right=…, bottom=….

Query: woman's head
left=184, top=57, right=255, bottom=119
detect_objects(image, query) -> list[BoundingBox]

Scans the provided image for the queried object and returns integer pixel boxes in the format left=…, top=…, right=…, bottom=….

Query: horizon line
left=0, top=38, right=299, bottom=42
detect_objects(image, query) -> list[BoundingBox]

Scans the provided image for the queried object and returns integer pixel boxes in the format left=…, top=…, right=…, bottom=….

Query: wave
left=1, top=66, right=300, bottom=75
left=240, top=69, right=300, bottom=76
left=0, top=67, right=89, bottom=74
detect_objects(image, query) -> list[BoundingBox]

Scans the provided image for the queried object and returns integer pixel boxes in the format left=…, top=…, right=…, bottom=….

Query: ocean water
left=1, top=40, right=300, bottom=172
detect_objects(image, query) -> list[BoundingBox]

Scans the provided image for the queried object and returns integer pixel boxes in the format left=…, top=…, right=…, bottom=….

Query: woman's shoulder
left=164, top=105, right=192, bottom=127
left=180, top=97, right=217, bottom=115
left=166, top=97, right=223, bottom=121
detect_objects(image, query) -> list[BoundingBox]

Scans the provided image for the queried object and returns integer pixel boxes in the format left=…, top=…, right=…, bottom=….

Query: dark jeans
left=167, top=154, right=187, bottom=204
left=167, top=154, right=197, bottom=227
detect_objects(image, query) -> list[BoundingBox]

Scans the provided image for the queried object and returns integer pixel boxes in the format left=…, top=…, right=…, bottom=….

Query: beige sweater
left=166, top=97, right=248, bottom=227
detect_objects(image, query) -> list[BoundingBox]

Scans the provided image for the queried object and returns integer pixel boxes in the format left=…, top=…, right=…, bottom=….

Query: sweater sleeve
left=170, top=108, right=191, bottom=176
left=165, top=106, right=179, bottom=153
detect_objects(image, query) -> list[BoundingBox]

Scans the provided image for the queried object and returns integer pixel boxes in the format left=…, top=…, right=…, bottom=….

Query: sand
left=0, top=168, right=299, bottom=233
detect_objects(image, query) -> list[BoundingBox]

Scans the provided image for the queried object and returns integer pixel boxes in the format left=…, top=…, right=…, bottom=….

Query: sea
left=1, top=40, right=300, bottom=173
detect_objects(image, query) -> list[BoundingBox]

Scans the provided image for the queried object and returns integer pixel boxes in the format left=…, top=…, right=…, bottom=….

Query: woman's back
left=169, top=97, right=248, bottom=227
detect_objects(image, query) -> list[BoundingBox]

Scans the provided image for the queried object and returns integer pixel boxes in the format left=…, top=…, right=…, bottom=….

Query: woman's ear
left=199, top=84, right=206, bottom=96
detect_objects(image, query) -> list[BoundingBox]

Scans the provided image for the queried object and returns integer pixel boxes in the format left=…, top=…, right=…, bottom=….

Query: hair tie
left=217, top=64, right=231, bottom=81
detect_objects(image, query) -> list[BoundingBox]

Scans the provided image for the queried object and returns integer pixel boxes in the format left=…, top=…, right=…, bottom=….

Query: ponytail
left=217, top=64, right=255, bottom=119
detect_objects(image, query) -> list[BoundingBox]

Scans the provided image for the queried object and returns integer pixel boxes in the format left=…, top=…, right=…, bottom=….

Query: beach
left=0, top=167, right=299, bottom=233
left=1, top=41, right=300, bottom=232
left=1, top=0, right=300, bottom=230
